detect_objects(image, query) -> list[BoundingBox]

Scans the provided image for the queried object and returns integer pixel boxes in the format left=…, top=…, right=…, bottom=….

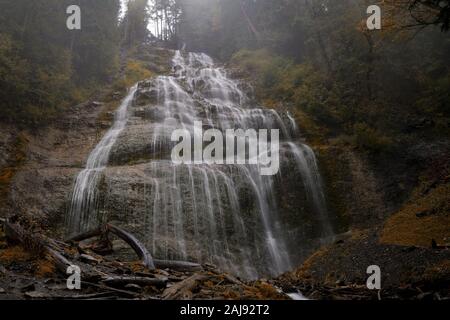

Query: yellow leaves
left=0, top=245, right=56, bottom=278
left=0, top=245, right=31, bottom=263
left=116, top=59, right=154, bottom=89
left=35, top=259, right=56, bottom=277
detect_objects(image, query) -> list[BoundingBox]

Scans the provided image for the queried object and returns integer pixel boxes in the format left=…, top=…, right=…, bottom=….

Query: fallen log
left=81, top=281, right=138, bottom=298
left=4, top=219, right=72, bottom=274
left=67, top=224, right=156, bottom=270
left=106, top=224, right=155, bottom=270
left=162, top=274, right=210, bottom=300
left=66, top=227, right=103, bottom=242
left=154, top=259, right=202, bottom=272
left=222, top=273, right=244, bottom=286
left=46, top=247, right=72, bottom=274
left=56, top=291, right=118, bottom=300
left=67, top=225, right=203, bottom=272
left=101, top=276, right=167, bottom=288
left=4, top=219, right=42, bottom=249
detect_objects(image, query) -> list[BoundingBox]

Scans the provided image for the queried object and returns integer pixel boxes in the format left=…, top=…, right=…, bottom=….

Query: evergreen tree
left=121, top=0, right=150, bottom=47
left=0, top=0, right=121, bottom=124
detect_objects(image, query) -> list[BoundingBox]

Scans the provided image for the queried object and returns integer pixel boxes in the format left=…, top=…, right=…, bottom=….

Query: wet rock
left=112, top=92, right=122, bottom=99
left=90, top=101, right=104, bottom=108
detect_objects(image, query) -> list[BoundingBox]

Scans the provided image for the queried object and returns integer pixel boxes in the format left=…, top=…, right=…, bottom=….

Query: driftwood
left=222, top=273, right=244, bottom=286
left=1, top=218, right=289, bottom=300
left=4, top=219, right=72, bottom=274
left=45, top=247, right=73, bottom=274
left=67, top=224, right=155, bottom=270
left=162, top=274, right=209, bottom=300
left=67, top=224, right=203, bottom=272
left=81, top=281, right=138, bottom=298
left=4, top=218, right=202, bottom=274
left=154, top=259, right=202, bottom=272
left=106, top=224, right=155, bottom=270
left=56, top=291, right=119, bottom=300
left=101, top=276, right=167, bottom=288
left=67, top=227, right=103, bottom=242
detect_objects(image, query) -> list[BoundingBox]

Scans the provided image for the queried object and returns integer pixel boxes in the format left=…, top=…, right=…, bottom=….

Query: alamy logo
left=171, top=121, right=280, bottom=176
left=66, top=5, right=81, bottom=30
left=366, top=265, right=381, bottom=290
left=66, top=265, right=81, bottom=290
left=367, top=5, right=381, bottom=30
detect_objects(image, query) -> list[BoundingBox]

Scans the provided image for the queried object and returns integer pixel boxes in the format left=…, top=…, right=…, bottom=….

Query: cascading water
left=67, top=50, right=334, bottom=279
left=67, top=85, right=138, bottom=234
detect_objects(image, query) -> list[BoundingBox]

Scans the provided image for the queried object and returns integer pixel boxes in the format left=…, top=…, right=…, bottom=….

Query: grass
left=112, top=46, right=173, bottom=93
left=422, top=260, right=450, bottom=283
left=380, top=181, right=450, bottom=247
left=113, top=59, right=154, bottom=92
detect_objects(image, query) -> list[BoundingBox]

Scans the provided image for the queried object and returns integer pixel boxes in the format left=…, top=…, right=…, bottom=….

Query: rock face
left=283, top=139, right=450, bottom=299
left=5, top=98, right=116, bottom=232
left=66, top=50, right=337, bottom=279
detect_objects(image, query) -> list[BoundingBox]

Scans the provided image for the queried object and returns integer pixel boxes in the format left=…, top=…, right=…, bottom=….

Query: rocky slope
left=276, top=141, right=450, bottom=299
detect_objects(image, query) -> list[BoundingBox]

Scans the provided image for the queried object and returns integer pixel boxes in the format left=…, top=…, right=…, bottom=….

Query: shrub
left=353, top=123, right=394, bottom=153
left=231, top=49, right=346, bottom=133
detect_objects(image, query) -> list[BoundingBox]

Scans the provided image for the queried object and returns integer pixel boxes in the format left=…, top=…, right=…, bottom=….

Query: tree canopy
left=0, top=0, right=123, bottom=124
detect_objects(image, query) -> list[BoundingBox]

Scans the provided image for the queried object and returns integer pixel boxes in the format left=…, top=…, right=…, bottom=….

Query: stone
left=90, top=101, right=103, bottom=107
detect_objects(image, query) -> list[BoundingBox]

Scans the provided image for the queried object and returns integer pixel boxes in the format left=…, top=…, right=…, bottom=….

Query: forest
left=0, top=0, right=449, bottom=301
left=1, top=1, right=449, bottom=150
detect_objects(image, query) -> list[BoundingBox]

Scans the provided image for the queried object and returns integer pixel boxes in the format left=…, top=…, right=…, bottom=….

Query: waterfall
left=67, top=85, right=138, bottom=235
left=67, top=50, right=334, bottom=279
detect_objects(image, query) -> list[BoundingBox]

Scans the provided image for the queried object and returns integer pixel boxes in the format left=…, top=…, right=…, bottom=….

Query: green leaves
left=0, top=0, right=121, bottom=125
